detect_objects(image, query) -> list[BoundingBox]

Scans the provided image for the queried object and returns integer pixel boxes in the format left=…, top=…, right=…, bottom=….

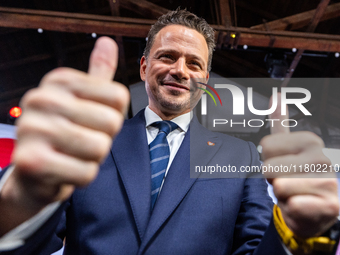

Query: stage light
left=9, top=107, right=22, bottom=118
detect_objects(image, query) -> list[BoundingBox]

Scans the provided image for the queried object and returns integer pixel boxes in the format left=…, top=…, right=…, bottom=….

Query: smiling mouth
left=162, top=81, right=190, bottom=91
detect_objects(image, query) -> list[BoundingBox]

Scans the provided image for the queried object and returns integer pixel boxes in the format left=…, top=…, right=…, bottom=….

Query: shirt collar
left=144, top=106, right=191, bottom=132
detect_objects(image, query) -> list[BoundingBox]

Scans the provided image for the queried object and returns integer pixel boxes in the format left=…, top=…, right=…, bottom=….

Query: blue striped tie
left=149, top=121, right=178, bottom=209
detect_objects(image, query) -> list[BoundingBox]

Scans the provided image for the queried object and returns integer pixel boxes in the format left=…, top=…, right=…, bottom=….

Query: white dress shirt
left=145, top=106, right=191, bottom=179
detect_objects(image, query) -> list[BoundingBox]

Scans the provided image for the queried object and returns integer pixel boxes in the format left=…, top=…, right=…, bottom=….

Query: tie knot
left=152, top=121, right=178, bottom=136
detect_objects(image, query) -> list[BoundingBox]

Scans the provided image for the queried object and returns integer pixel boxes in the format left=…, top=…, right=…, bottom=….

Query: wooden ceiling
left=0, top=0, right=340, bottom=146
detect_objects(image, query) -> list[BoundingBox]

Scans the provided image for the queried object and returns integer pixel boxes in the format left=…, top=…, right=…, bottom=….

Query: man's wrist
left=0, top=165, right=52, bottom=236
left=273, top=204, right=340, bottom=254
left=0, top=166, right=62, bottom=251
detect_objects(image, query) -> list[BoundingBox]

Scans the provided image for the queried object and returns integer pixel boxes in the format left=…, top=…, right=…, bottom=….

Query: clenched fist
left=0, top=37, right=130, bottom=235
left=260, top=94, right=339, bottom=239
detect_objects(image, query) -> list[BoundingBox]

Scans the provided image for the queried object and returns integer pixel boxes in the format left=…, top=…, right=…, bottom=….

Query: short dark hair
left=143, top=8, right=215, bottom=72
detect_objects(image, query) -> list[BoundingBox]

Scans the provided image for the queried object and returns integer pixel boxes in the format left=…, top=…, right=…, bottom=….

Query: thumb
left=88, top=36, right=118, bottom=80
left=269, top=92, right=290, bottom=134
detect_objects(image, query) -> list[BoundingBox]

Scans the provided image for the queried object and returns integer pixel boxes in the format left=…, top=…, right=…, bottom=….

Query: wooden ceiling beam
left=218, top=0, right=232, bottom=27
left=216, top=29, right=340, bottom=52
left=282, top=0, right=330, bottom=86
left=1, top=7, right=340, bottom=52
left=0, top=7, right=154, bottom=37
left=251, top=2, right=340, bottom=31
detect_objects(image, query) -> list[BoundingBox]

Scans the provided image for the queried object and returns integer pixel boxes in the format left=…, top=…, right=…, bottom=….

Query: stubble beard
left=155, top=91, right=190, bottom=113
left=147, top=78, right=201, bottom=115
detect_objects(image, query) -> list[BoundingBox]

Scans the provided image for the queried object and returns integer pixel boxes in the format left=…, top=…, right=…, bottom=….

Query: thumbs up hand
left=260, top=93, right=339, bottom=238
left=0, top=37, right=129, bottom=235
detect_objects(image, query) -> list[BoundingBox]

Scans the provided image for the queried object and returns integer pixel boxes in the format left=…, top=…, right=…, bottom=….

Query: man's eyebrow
left=154, top=49, right=178, bottom=56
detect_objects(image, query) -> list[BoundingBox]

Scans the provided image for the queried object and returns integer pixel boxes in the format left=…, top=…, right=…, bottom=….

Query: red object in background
left=0, top=138, right=14, bottom=170
left=9, top=106, right=22, bottom=118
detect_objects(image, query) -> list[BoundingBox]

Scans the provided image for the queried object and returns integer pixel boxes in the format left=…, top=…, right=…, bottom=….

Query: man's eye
left=160, top=54, right=173, bottom=60
left=190, top=61, right=202, bottom=68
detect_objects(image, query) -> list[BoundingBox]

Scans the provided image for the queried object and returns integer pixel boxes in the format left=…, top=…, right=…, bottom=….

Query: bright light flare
left=9, top=107, right=22, bottom=118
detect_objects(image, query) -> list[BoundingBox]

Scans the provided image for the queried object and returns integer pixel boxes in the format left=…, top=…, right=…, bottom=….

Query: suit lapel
left=139, top=116, right=222, bottom=253
left=111, top=110, right=151, bottom=241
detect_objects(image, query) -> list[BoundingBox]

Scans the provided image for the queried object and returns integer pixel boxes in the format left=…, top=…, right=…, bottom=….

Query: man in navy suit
left=0, top=9, right=339, bottom=255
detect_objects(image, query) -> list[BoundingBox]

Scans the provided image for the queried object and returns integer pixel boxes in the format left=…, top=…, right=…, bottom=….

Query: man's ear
left=205, top=72, right=209, bottom=83
left=140, top=56, right=147, bottom=81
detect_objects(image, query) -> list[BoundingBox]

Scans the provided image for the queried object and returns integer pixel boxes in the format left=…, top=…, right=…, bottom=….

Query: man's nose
left=169, top=58, right=189, bottom=80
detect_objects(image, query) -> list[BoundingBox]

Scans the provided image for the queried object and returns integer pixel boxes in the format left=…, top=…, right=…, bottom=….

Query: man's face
left=140, top=25, right=209, bottom=119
